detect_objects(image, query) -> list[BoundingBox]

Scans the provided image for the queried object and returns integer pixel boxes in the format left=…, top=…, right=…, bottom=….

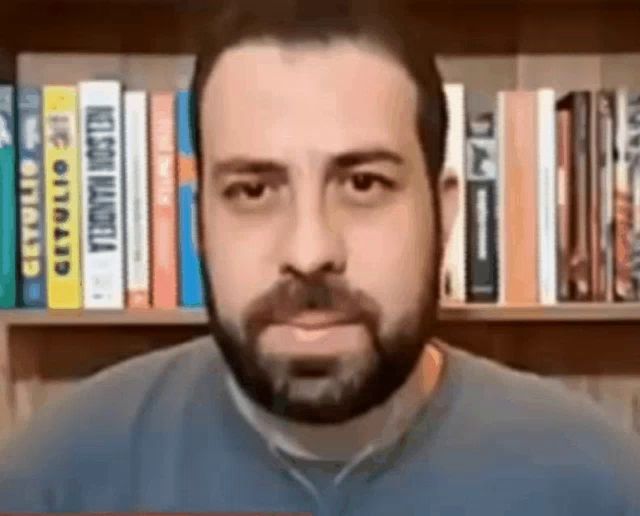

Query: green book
left=0, top=85, right=16, bottom=308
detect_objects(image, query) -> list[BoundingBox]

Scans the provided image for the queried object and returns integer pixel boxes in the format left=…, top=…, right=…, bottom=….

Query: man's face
left=199, top=38, right=440, bottom=424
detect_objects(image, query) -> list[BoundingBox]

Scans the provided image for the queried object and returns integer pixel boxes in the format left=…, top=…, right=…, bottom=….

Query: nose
left=279, top=200, right=346, bottom=279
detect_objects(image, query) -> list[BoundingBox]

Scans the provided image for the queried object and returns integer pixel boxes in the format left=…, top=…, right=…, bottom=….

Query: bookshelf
left=2, top=0, right=640, bottom=441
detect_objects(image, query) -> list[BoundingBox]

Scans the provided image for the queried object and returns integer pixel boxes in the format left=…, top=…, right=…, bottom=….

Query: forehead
left=200, top=38, right=420, bottom=158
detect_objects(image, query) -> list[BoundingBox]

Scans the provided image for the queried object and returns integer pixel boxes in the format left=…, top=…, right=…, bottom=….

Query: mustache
left=244, top=275, right=382, bottom=339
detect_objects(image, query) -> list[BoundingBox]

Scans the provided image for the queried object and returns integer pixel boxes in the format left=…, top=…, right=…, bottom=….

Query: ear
left=438, top=168, right=460, bottom=249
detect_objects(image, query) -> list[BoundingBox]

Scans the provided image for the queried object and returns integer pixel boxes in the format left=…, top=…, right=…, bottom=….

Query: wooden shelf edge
left=0, top=309, right=209, bottom=326
left=438, top=303, right=640, bottom=322
left=1, top=303, right=640, bottom=326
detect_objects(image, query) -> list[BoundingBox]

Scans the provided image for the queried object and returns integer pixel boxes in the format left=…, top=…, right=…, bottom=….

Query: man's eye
left=341, top=173, right=395, bottom=200
left=223, top=182, right=270, bottom=200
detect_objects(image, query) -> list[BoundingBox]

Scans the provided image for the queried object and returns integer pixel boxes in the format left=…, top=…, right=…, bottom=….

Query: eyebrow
left=211, top=146, right=405, bottom=177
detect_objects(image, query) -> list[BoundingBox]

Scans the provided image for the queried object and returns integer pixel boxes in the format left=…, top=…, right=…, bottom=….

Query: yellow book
left=43, top=86, right=82, bottom=308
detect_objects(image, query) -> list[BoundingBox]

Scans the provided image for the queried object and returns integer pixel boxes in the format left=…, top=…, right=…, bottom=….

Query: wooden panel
left=7, top=325, right=207, bottom=426
left=0, top=324, right=13, bottom=443
left=438, top=320, right=640, bottom=375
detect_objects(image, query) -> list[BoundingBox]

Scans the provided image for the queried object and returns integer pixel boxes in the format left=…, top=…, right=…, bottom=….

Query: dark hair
left=190, top=0, right=449, bottom=193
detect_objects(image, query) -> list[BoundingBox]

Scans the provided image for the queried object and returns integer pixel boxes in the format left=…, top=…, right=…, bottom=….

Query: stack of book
left=440, top=85, right=640, bottom=305
left=0, top=78, right=203, bottom=310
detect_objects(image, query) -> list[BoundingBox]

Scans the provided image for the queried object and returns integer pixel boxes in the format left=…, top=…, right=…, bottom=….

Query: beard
left=201, top=256, right=440, bottom=425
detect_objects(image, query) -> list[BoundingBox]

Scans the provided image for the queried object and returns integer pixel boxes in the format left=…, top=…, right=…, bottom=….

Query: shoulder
left=0, top=335, right=224, bottom=510
left=439, top=344, right=640, bottom=512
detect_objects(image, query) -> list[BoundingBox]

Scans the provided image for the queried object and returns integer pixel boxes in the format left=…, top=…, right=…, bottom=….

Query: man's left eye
left=343, top=172, right=394, bottom=195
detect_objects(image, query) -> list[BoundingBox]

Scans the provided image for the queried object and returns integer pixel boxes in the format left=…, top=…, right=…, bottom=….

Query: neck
left=225, top=339, right=445, bottom=462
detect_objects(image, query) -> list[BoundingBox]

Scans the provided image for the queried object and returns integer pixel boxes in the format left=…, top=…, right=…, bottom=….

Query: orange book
left=150, top=92, right=178, bottom=309
left=499, top=91, right=538, bottom=304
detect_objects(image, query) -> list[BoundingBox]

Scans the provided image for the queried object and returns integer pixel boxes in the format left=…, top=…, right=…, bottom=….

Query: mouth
left=276, top=310, right=359, bottom=330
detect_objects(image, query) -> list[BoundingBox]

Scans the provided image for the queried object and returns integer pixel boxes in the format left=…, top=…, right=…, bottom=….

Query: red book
left=150, top=92, right=178, bottom=309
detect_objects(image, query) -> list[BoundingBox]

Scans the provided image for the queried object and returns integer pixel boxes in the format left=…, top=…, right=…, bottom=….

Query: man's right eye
left=221, top=181, right=281, bottom=211
left=222, top=182, right=268, bottom=200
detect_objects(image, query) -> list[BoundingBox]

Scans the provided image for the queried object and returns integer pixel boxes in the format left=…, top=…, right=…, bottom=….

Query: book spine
left=628, top=92, right=640, bottom=299
left=592, top=92, right=604, bottom=301
left=465, top=100, right=498, bottom=302
left=43, top=86, right=82, bottom=309
left=79, top=81, right=125, bottom=309
left=0, top=85, right=16, bottom=308
left=124, top=91, right=150, bottom=309
left=150, top=92, right=178, bottom=309
left=177, top=90, right=203, bottom=307
left=440, top=83, right=466, bottom=304
left=497, top=92, right=506, bottom=304
left=537, top=88, right=557, bottom=305
left=501, top=91, right=538, bottom=304
left=603, top=93, right=616, bottom=302
left=556, top=108, right=572, bottom=302
left=595, top=91, right=615, bottom=302
left=17, top=87, right=47, bottom=307
left=572, top=92, right=592, bottom=301
left=614, top=89, right=634, bottom=301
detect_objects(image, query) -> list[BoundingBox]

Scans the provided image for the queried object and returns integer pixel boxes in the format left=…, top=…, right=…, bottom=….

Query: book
left=498, top=91, right=538, bottom=305
left=573, top=92, right=592, bottom=301
left=17, top=87, right=47, bottom=308
left=124, top=91, right=151, bottom=309
left=595, top=91, right=615, bottom=302
left=0, top=85, right=16, bottom=308
left=43, top=85, right=82, bottom=309
left=177, top=90, right=203, bottom=307
left=613, top=89, right=634, bottom=301
left=150, top=92, right=178, bottom=309
left=591, top=91, right=604, bottom=301
left=465, top=92, right=498, bottom=302
left=440, top=83, right=466, bottom=304
left=628, top=92, right=640, bottom=299
left=79, top=81, right=125, bottom=309
left=556, top=107, right=573, bottom=302
left=537, top=88, right=557, bottom=305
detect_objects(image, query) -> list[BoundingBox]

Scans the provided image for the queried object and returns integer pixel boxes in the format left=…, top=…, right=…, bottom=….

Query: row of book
left=0, top=81, right=204, bottom=309
left=440, top=85, right=640, bottom=304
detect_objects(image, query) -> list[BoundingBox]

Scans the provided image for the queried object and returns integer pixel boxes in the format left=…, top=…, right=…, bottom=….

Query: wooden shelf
left=439, top=303, right=640, bottom=322
left=0, top=309, right=208, bottom=326
left=1, top=304, right=640, bottom=326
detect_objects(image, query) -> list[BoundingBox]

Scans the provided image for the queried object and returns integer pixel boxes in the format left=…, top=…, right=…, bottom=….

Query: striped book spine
left=17, top=87, right=47, bottom=307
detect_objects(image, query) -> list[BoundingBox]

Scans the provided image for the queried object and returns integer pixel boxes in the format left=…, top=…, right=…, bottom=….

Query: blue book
left=177, top=90, right=204, bottom=307
left=0, top=85, right=16, bottom=308
left=17, top=87, right=46, bottom=308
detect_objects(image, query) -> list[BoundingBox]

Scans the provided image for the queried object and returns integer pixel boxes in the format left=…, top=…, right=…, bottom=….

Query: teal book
left=177, top=90, right=203, bottom=307
left=0, top=85, right=16, bottom=308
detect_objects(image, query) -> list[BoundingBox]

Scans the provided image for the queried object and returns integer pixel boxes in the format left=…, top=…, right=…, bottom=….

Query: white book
left=537, top=88, right=557, bottom=305
left=440, top=83, right=466, bottom=304
left=79, top=81, right=125, bottom=309
left=124, top=91, right=150, bottom=308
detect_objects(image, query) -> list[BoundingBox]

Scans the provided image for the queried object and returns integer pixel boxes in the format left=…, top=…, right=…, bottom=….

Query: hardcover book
left=43, top=85, right=82, bottom=309
left=79, top=80, right=125, bottom=309
left=0, top=85, right=16, bottom=308
left=150, top=92, right=178, bottom=309
left=17, top=87, right=47, bottom=307
left=177, top=90, right=204, bottom=307
left=124, top=91, right=151, bottom=309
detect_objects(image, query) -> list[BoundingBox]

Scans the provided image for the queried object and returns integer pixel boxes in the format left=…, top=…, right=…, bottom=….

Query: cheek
left=203, top=203, right=277, bottom=331
left=345, top=196, right=434, bottom=335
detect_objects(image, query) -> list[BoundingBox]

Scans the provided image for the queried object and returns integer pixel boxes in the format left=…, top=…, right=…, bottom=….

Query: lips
left=275, top=310, right=359, bottom=329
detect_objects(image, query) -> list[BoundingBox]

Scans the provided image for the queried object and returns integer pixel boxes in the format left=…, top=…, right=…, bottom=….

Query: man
left=1, top=1, right=640, bottom=514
